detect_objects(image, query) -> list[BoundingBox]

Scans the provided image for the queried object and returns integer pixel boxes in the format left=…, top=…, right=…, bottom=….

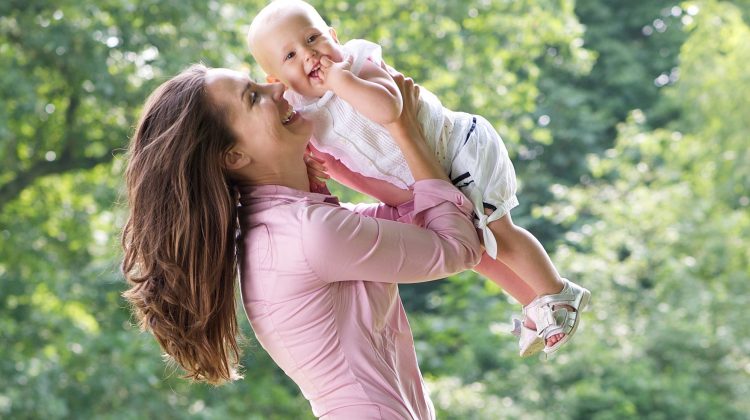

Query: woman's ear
left=223, top=149, right=252, bottom=171
left=266, top=75, right=282, bottom=84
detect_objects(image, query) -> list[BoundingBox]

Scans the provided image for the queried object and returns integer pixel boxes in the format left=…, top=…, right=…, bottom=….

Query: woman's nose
left=267, top=82, right=286, bottom=101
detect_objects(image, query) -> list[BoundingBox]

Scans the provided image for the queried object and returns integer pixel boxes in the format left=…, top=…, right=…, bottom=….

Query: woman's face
left=204, top=68, right=312, bottom=164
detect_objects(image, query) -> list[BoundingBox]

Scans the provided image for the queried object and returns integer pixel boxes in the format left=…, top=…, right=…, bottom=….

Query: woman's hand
left=382, top=65, right=422, bottom=141
left=381, top=64, right=448, bottom=182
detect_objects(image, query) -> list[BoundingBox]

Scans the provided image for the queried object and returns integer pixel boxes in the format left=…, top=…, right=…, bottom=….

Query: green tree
left=1, top=1, right=311, bottom=418
left=523, top=1, right=750, bottom=417
left=1, top=0, right=590, bottom=417
left=0, top=0, right=243, bottom=208
left=522, top=0, right=690, bottom=245
left=2, top=0, right=749, bottom=418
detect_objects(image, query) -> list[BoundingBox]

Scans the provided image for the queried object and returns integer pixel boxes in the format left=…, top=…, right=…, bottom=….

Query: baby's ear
left=328, top=27, right=339, bottom=44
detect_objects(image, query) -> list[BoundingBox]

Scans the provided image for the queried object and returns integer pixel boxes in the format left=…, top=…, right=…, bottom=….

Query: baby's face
left=253, top=8, right=344, bottom=98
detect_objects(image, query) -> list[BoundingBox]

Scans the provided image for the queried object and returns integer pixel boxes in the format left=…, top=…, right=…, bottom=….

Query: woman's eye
left=248, top=91, right=257, bottom=105
left=284, top=51, right=295, bottom=61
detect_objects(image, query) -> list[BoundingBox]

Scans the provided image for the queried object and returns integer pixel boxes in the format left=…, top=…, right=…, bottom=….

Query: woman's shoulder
left=298, top=201, right=382, bottom=261
left=299, top=200, right=350, bottom=234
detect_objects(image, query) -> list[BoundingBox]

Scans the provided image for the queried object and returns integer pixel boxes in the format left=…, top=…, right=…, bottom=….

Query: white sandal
left=510, top=315, right=544, bottom=357
left=524, top=278, right=591, bottom=355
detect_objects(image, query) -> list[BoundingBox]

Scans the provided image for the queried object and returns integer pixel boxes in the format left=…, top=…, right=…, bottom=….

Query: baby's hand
left=318, top=56, right=353, bottom=91
left=304, top=150, right=329, bottom=191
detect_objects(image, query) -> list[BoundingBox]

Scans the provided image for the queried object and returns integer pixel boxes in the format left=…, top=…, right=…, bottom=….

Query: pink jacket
left=237, top=179, right=481, bottom=419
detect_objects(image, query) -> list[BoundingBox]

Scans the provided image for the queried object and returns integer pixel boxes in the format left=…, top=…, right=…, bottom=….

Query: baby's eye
left=307, top=34, right=318, bottom=43
left=284, top=51, right=295, bottom=61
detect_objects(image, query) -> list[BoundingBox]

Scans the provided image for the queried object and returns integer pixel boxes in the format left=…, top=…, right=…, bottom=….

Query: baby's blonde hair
left=247, top=0, right=330, bottom=73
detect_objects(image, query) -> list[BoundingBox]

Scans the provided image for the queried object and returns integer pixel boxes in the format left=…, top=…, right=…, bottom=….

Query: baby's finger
left=307, top=166, right=328, bottom=181
left=320, top=56, right=333, bottom=68
left=309, top=177, right=326, bottom=190
left=309, top=169, right=330, bottom=180
left=306, top=156, right=327, bottom=171
left=307, top=162, right=329, bottom=177
left=305, top=156, right=329, bottom=177
left=306, top=153, right=326, bottom=164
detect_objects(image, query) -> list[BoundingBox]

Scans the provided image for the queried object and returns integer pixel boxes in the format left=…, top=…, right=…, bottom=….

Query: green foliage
left=2, top=0, right=748, bottom=418
left=0, top=0, right=258, bottom=207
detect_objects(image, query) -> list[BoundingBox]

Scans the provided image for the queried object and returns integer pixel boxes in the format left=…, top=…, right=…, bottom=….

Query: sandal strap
left=531, top=305, right=578, bottom=338
left=533, top=281, right=578, bottom=308
left=525, top=279, right=588, bottom=340
left=511, top=315, right=545, bottom=357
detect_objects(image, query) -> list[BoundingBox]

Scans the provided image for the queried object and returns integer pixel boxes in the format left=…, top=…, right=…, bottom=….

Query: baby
left=247, top=0, right=590, bottom=356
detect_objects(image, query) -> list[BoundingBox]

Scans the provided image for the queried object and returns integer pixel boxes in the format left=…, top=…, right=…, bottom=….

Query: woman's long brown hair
left=121, top=64, right=242, bottom=384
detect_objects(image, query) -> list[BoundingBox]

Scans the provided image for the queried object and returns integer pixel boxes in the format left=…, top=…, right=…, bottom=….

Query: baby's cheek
left=289, top=76, right=310, bottom=92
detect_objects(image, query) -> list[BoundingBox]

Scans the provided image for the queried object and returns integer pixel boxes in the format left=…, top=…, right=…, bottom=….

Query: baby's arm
left=318, top=56, right=403, bottom=125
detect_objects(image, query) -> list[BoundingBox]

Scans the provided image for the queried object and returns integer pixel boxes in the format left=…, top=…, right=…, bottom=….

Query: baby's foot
left=526, top=279, right=591, bottom=355
left=523, top=318, right=565, bottom=347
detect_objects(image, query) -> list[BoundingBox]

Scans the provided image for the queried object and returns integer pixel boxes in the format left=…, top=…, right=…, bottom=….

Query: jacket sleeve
left=301, top=179, right=481, bottom=284
left=340, top=201, right=401, bottom=221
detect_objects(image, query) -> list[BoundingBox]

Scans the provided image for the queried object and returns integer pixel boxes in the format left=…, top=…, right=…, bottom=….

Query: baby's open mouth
left=308, top=63, right=321, bottom=79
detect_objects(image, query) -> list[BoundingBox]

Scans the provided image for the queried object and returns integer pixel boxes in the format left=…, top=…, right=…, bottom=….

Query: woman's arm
left=301, top=181, right=480, bottom=284
left=308, top=68, right=449, bottom=219
left=301, top=68, right=481, bottom=283
left=382, top=69, right=448, bottom=183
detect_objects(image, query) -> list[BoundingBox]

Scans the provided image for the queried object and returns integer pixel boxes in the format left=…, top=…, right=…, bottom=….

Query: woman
left=121, top=63, right=481, bottom=419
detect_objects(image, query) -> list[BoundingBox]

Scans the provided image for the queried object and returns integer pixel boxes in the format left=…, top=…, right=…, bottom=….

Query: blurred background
left=1, top=0, right=748, bottom=418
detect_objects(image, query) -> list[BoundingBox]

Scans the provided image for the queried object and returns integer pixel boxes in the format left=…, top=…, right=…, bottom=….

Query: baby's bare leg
left=488, top=212, right=567, bottom=345
left=474, top=255, right=536, bottom=305
left=488, top=212, right=564, bottom=296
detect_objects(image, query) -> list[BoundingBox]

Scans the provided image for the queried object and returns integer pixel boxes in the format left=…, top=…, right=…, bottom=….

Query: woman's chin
left=283, top=115, right=313, bottom=143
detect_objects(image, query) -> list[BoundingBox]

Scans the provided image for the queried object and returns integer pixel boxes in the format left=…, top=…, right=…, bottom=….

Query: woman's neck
left=236, top=157, right=310, bottom=192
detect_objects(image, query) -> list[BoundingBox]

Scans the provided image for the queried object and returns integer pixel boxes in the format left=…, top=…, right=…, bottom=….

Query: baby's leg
left=488, top=212, right=567, bottom=345
left=488, top=212, right=564, bottom=297
left=474, top=255, right=536, bottom=306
